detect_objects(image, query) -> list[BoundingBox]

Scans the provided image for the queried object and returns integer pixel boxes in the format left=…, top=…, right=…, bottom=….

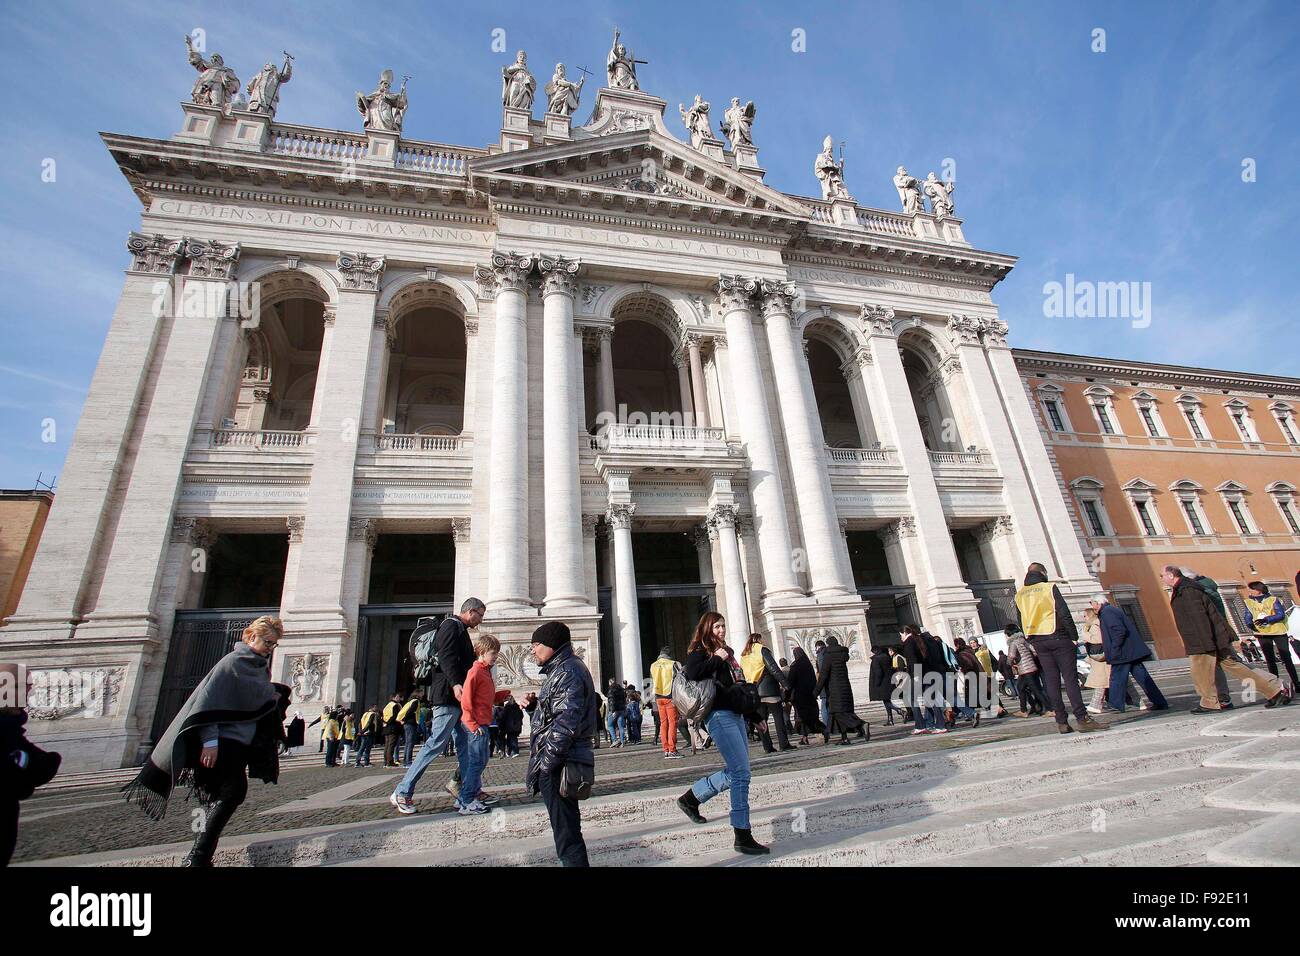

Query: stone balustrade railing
left=826, top=445, right=897, bottom=463
left=209, top=428, right=310, bottom=449
left=373, top=433, right=467, bottom=452
left=928, top=449, right=993, bottom=467
left=394, top=141, right=485, bottom=176
left=591, top=423, right=728, bottom=450
left=267, top=123, right=368, bottom=162
left=856, top=208, right=916, bottom=237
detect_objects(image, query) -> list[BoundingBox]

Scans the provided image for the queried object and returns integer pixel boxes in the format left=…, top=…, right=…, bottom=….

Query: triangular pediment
left=470, top=127, right=814, bottom=221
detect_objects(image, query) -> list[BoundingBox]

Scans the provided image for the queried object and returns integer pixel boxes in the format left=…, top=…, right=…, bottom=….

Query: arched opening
left=225, top=278, right=327, bottom=432
left=381, top=296, right=467, bottom=436
left=804, top=335, right=875, bottom=447
left=900, top=340, right=964, bottom=452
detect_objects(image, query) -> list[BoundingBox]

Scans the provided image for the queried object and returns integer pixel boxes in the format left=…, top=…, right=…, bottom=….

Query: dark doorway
left=199, top=533, right=288, bottom=608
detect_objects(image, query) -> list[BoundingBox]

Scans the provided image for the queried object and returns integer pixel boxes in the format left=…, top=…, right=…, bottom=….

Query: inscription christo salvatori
left=523, top=222, right=765, bottom=260
left=153, top=200, right=492, bottom=244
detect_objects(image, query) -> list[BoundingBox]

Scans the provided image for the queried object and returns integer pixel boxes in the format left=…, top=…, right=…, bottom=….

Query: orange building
left=0, top=489, right=55, bottom=621
left=1012, top=351, right=1300, bottom=660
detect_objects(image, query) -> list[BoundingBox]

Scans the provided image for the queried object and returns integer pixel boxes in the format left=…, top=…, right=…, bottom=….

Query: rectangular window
left=1139, top=406, right=1159, bottom=437
left=1182, top=500, right=1206, bottom=535
left=1045, top=400, right=1064, bottom=431
left=1280, top=501, right=1300, bottom=535
left=1184, top=408, right=1205, bottom=440
left=1278, top=415, right=1298, bottom=444
left=1228, top=500, right=1251, bottom=535
left=1082, top=500, right=1106, bottom=536
left=1232, top=412, right=1251, bottom=440
left=1094, top=403, right=1115, bottom=435
left=1134, top=500, right=1158, bottom=536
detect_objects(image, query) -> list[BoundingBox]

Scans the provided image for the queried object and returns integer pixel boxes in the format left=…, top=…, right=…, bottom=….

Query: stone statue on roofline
left=246, top=53, right=293, bottom=116
left=184, top=35, right=240, bottom=111
left=815, top=136, right=851, bottom=201
left=545, top=63, right=584, bottom=116
left=721, top=97, right=756, bottom=149
left=679, top=95, right=713, bottom=146
left=606, top=28, right=642, bottom=90
left=502, top=50, right=536, bottom=110
left=357, top=69, right=408, bottom=133
left=893, top=165, right=924, bottom=215
left=924, top=171, right=956, bottom=219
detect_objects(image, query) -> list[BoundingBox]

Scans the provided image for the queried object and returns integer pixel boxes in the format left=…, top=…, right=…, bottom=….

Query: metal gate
left=858, top=585, right=921, bottom=646
left=151, top=607, right=279, bottom=744
left=970, top=579, right=1018, bottom=633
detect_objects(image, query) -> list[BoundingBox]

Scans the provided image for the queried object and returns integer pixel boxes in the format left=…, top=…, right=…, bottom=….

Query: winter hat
left=531, top=621, right=571, bottom=649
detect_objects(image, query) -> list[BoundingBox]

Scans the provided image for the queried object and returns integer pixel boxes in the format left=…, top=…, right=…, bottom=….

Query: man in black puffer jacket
left=525, top=621, right=598, bottom=867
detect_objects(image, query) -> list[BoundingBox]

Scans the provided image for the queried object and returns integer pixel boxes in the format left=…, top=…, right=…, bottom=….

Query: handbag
left=560, top=761, right=594, bottom=801
left=670, top=666, right=716, bottom=722
left=734, top=680, right=763, bottom=718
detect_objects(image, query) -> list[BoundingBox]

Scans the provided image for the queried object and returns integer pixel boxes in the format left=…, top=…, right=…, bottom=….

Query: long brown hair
left=689, top=611, right=726, bottom=655
left=741, top=633, right=763, bottom=656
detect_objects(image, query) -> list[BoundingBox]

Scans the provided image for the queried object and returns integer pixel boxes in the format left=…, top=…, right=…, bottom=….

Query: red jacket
left=461, top=660, right=511, bottom=733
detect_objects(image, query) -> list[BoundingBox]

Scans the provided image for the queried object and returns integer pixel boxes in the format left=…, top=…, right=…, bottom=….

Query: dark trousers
left=1017, top=671, right=1046, bottom=712
left=1030, top=636, right=1087, bottom=724
left=402, top=724, right=417, bottom=765
left=504, top=732, right=520, bottom=756
left=1258, top=635, right=1299, bottom=691
left=383, top=732, right=400, bottom=766
left=539, top=770, right=588, bottom=867
left=355, top=735, right=373, bottom=765
left=1108, top=661, right=1168, bottom=711
left=324, top=738, right=339, bottom=766
left=188, top=740, right=249, bottom=864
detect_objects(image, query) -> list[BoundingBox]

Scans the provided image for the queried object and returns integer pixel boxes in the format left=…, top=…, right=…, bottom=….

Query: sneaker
left=911, top=728, right=929, bottom=736
left=931, top=728, right=949, bottom=735
left=971, top=712, right=981, bottom=729
left=1086, top=704, right=1105, bottom=715
left=665, top=751, right=685, bottom=759
left=389, top=791, right=416, bottom=815
left=457, top=800, right=490, bottom=816
left=476, top=790, right=500, bottom=806
left=1265, top=689, right=1292, bottom=709
left=443, top=778, right=460, bottom=799
left=1190, top=706, right=1220, bottom=714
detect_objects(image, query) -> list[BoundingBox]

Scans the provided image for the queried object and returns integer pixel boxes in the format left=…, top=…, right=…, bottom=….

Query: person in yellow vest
left=354, top=704, right=379, bottom=766
left=340, top=709, right=356, bottom=766
left=397, top=692, right=422, bottom=767
left=1244, top=581, right=1299, bottom=693
left=741, top=633, right=799, bottom=751
left=382, top=694, right=404, bottom=767
left=322, top=708, right=343, bottom=767
left=649, top=648, right=684, bottom=759
left=1013, top=562, right=1106, bottom=735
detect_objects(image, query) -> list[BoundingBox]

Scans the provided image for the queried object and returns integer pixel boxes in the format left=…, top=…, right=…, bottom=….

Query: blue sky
left=1, top=0, right=1297, bottom=488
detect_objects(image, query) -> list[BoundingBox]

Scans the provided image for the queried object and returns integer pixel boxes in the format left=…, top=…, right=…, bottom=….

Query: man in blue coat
left=1092, top=594, right=1168, bottom=713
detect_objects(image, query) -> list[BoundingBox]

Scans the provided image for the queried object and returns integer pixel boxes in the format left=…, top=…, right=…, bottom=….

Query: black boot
left=733, top=827, right=770, bottom=855
left=858, top=722, right=870, bottom=742
left=677, top=789, right=706, bottom=824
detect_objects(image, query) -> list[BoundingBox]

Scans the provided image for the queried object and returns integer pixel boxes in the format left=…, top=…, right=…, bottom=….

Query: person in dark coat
left=868, top=646, right=901, bottom=725
left=1091, top=594, right=1168, bottom=712
left=1, top=664, right=62, bottom=866
left=283, top=711, right=305, bottom=752
left=901, top=625, right=946, bottom=734
left=499, top=696, right=524, bottom=757
left=785, top=646, right=824, bottom=744
left=812, top=637, right=869, bottom=745
left=1162, top=566, right=1289, bottom=712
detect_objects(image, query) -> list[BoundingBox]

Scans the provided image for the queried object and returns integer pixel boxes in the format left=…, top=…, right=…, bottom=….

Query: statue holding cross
left=606, top=29, right=645, bottom=91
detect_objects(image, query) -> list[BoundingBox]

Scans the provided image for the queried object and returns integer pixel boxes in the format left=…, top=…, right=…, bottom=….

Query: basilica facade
left=3, top=36, right=1100, bottom=770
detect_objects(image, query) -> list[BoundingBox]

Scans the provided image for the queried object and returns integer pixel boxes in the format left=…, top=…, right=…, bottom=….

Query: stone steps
left=1208, top=815, right=1300, bottom=867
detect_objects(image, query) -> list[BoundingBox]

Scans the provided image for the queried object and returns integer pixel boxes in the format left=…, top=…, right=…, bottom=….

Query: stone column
left=860, top=305, right=976, bottom=638
left=674, top=346, right=694, bottom=427
left=282, top=253, right=384, bottom=676
left=5, top=234, right=184, bottom=639
left=842, top=350, right=878, bottom=447
left=340, top=517, right=379, bottom=691
left=607, top=503, right=644, bottom=689
left=686, top=333, right=711, bottom=428
left=714, top=275, right=802, bottom=602
left=83, top=241, right=243, bottom=634
left=595, top=326, right=616, bottom=428
left=581, top=515, right=600, bottom=606
left=537, top=254, right=587, bottom=608
left=359, top=308, right=393, bottom=436
left=692, top=524, right=715, bottom=587
left=462, top=318, right=479, bottom=435
left=758, top=280, right=856, bottom=598
left=452, top=517, right=472, bottom=611
left=476, top=252, right=535, bottom=612
left=708, top=504, right=751, bottom=647
left=980, top=320, right=1096, bottom=586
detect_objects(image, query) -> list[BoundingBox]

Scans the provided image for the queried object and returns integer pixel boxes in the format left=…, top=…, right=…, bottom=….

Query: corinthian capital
left=860, top=303, right=897, bottom=337
left=947, top=313, right=982, bottom=347
left=185, top=238, right=241, bottom=280
left=606, top=502, right=636, bottom=530
left=474, top=251, right=535, bottom=299
left=337, top=252, right=386, bottom=291
left=982, top=318, right=1010, bottom=348
left=714, top=274, right=758, bottom=313
left=706, top=503, right=738, bottom=534
left=756, top=278, right=800, bottom=323
left=127, top=232, right=185, bottom=275
left=536, top=254, right=581, bottom=298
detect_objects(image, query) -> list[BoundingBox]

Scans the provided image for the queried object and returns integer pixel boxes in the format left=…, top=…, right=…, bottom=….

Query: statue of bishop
left=815, top=136, right=851, bottom=200
left=356, top=70, right=408, bottom=133
left=502, top=50, right=536, bottom=110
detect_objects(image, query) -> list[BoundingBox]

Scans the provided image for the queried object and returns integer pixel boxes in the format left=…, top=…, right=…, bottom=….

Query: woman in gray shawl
left=123, top=615, right=290, bottom=866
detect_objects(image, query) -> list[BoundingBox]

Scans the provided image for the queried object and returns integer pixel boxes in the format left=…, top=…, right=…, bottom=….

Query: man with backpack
left=390, top=597, right=486, bottom=814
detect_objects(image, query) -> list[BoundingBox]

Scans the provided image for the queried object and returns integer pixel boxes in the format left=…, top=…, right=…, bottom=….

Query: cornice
left=786, top=251, right=1000, bottom=293
left=490, top=199, right=791, bottom=247
left=1013, top=349, right=1300, bottom=396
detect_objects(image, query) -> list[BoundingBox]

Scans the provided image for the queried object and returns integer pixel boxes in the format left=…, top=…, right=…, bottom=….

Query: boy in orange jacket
left=457, top=633, right=511, bottom=814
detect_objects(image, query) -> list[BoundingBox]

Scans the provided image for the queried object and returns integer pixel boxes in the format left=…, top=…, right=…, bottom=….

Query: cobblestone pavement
left=13, top=671, right=1206, bottom=863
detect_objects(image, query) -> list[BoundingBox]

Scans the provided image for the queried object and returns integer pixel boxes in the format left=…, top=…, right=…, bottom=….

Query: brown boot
left=1075, top=716, right=1106, bottom=733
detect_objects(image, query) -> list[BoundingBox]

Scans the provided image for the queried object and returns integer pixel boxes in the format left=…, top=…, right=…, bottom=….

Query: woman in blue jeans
left=674, top=611, right=769, bottom=856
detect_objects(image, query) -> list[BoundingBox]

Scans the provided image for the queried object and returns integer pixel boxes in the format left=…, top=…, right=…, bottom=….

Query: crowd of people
left=4, top=563, right=1289, bottom=870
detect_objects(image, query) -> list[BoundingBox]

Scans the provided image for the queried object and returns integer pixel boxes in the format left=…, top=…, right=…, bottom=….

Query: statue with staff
left=357, top=69, right=409, bottom=132
left=247, top=51, right=293, bottom=116
left=606, top=28, right=645, bottom=90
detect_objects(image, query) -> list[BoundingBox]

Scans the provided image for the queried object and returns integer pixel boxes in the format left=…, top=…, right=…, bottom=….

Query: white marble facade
left=1, top=40, right=1098, bottom=769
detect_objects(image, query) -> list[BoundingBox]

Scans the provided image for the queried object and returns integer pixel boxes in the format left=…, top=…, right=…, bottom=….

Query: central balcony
left=588, top=423, right=741, bottom=476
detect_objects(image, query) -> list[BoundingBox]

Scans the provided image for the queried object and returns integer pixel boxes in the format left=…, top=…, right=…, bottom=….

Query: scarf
left=122, top=643, right=282, bottom=820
